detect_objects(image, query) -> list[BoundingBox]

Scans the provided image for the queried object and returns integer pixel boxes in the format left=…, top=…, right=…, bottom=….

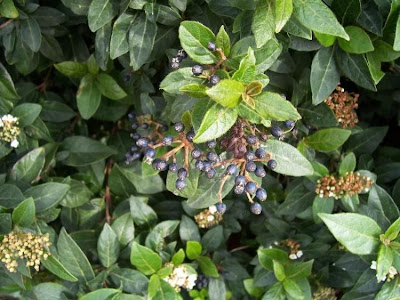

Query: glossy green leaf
left=95, top=73, right=127, bottom=100
left=0, top=63, right=19, bottom=100
left=216, top=25, right=230, bottom=56
left=80, top=289, right=121, bottom=300
left=12, top=197, right=35, bottom=227
left=254, top=92, right=301, bottom=121
left=130, top=242, right=162, bottom=275
left=304, top=128, right=351, bottom=152
left=11, top=103, right=42, bottom=127
left=232, top=48, right=256, bottom=85
left=54, top=62, right=88, bottom=78
left=338, top=26, right=374, bottom=54
left=20, top=18, right=41, bottom=52
left=77, top=75, right=101, bottom=119
left=0, top=184, right=24, bottom=209
left=258, top=248, right=289, bottom=270
left=206, top=79, right=244, bottom=108
left=283, top=278, right=303, bottom=299
left=111, top=213, right=135, bottom=247
left=179, top=83, right=208, bottom=98
left=24, top=183, right=70, bottom=212
left=129, top=196, right=157, bottom=227
left=274, top=0, right=293, bottom=33
left=110, top=12, right=136, bottom=59
left=312, top=196, right=334, bottom=223
left=252, top=0, right=275, bottom=48
left=197, top=256, right=219, bottom=278
left=41, top=255, right=78, bottom=282
left=331, top=0, right=361, bottom=25
left=88, top=0, right=118, bottom=32
left=97, top=223, right=120, bottom=268
left=160, top=68, right=205, bottom=94
left=9, top=147, right=45, bottom=183
left=377, top=244, right=393, bottom=282
left=345, top=126, right=388, bottom=155
left=186, top=241, right=202, bottom=260
left=110, top=268, right=148, bottom=294
left=172, top=249, right=185, bottom=266
left=339, top=152, right=356, bottom=176
left=273, top=260, right=286, bottom=281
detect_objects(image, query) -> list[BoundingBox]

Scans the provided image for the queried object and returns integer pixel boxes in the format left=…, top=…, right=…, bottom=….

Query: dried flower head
left=325, top=86, right=359, bottom=128
left=194, top=205, right=223, bottom=228
left=316, top=172, right=374, bottom=199
left=282, top=239, right=303, bottom=260
left=0, top=114, right=20, bottom=148
left=163, top=264, right=197, bottom=292
left=312, top=287, right=337, bottom=300
left=0, top=232, right=51, bottom=273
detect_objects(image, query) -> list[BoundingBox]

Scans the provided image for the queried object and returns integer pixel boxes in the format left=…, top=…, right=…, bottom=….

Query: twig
left=0, top=19, right=13, bottom=29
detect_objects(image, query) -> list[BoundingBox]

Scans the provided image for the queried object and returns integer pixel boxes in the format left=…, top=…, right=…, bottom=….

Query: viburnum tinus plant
left=1, top=0, right=400, bottom=299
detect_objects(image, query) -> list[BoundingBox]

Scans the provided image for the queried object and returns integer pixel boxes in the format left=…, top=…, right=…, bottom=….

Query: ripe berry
left=271, top=126, right=283, bottom=138
left=216, top=203, right=226, bottom=214
left=171, top=61, right=180, bottom=69
left=255, top=166, right=266, bottom=178
left=162, top=135, right=173, bottom=146
left=206, top=168, right=216, bottom=179
left=225, top=164, right=238, bottom=176
left=128, top=112, right=136, bottom=120
left=161, top=124, right=169, bottom=132
left=174, top=122, right=185, bottom=133
left=256, top=188, right=267, bottom=201
left=141, top=123, right=149, bottom=129
left=144, top=148, right=156, bottom=159
left=177, top=49, right=187, bottom=59
left=244, top=150, right=255, bottom=161
left=191, top=148, right=202, bottom=159
left=131, top=133, right=140, bottom=140
left=234, top=185, right=245, bottom=194
left=195, top=160, right=204, bottom=171
left=209, top=75, right=220, bottom=85
left=192, top=65, right=203, bottom=76
left=250, top=202, right=262, bottom=215
left=131, top=123, right=139, bottom=130
left=169, top=163, right=179, bottom=173
left=206, top=151, right=218, bottom=162
left=136, top=138, right=148, bottom=148
left=152, top=159, right=168, bottom=171
left=245, top=182, right=257, bottom=194
left=284, top=120, right=295, bottom=128
left=267, top=159, right=277, bottom=170
left=130, top=145, right=138, bottom=152
left=255, top=148, right=266, bottom=159
left=207, top=139, right=217, bottom=149
left=208, top=41, right=217, bottom=51
left=175, top=179, right=187, bottom=191
left=177, top=168, right=188, bottom=180
left=245, top=161, right=257, bottom=172
left=235, top=175, right=246, bottom=186
left=246, top=134, right=258, bottom=145
left=203, top=161, right=212, bottom=172
left=186, top=129, right=195, bottom=142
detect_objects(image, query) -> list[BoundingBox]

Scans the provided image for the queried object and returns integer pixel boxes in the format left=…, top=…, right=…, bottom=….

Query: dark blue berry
left=245, top=161, right=257, bottom=172
left=206, top=168, right=216, bottom=179
left=162, top=135, right=173, bottom=146
left=186, top=129, right=195, bottom=142
left=245, top=182, right=257, bottom=194
left=284, top=120, right=295, bottom=128
left=244, top=150, right=255, bottom=161
left=130, top=145, right=138, bottom=152
left=161, top=124, right=169, bottom=132
left=174, top=122, right=185, bottom=133
left=209, top=75, right=220, bottom=85
left=207, top=140, right=217, bottom=149
left=208, top=41, right=217, bottom=51
left=171, top=61, right=180, bottom=69
left=203, top=161, right=212, bottom=172
left=225, top=164, right=238, bottom=176
left=177, top=168, right=188, bottom=180
left=250, top=202, right=262, bottom=215
left=128, top=112, right=136, bottom=120
left=255, top=148, right=266, bottom=159
left=192, top=65, right=203, bottom=76
left=256, top=188, right=267, bottom=201
left=136, top=138, right=148, bottom=148
left=246, top=134, right=258, bottom=145
left=144, top=148, right=156, bottom=159
left=206, top=151, right=218, bottom=162
left=195, top=160, right=204, bottom=171
left=175, top=179, right=187, bottom=191
left=152, top=159, right=168, bottom=171
left=216, top=203, right=226, bottom=214
left=267, top=159, right=277, bottom=170
left=169, top=163, right=179, bottom=173
left=271, top=126, right=283, bottom=138
left=141, top=123, right=149, bottom=129
left=191, top=148, right=202, bottom=159
left=235, top=175, right=246, bottom=186
left=131, top=123, right=139, bottom=130
left=234, top=185, right=245, bottom=194
left=177, top=49, right=187, bottom=59
left=255, top=166, right=266, bottom=178
left=131, top=133, right=141, bottom=140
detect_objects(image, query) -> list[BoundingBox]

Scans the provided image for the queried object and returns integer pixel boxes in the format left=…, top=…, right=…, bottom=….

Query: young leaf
left=186, top=241, right=202, bottom=260
left=338, top=152, right=356, bottom=176
left=88, top=0, right=118, bottom=32
left=110, top=12, right=136, bottom=59
left=304, top=128, right=351, bottom=152
left=282, top=278, right=304, bottom=299
left=77, top=75, right=102, bottom=119
left=172, top=249, right=185, bottom=266
left=0, top=0, right=19, bottom=18
left=273, top=260, right=286, bottom=281
left=179, top=84, right=208, bottom=98
left=314, top=32, right=336, bottom=47
left=376, top=244, right=393, bottom=282
left=206, top=79, right=244, bottom=108
left=252, top=0, right=275, bottom=48
left=385, top=217, right=400, bottom=240
left=130, top=242, right=162, bottom=275
left=232, top=48, right=256, bottom=85
left=54, top=62, right=88, bottom=78
left=258, top=248, right=289, bottom=270
left=338, top=26, right=374, bottom=54
left=196, top=256, right=219, bottom=278
left=254, top=92, right=301, bottom=121
left=20, top=18, right=41, bottom=52
left=97, top=223, right=120, bottom=268
left=274, top=0, right=293, bottom=33
left=95, top=73, right=127, bottom=100
left=12, top=197, right=35, bottom=227
left=160, top=68, right=204, bottom=94
left=216, top=25, right=231, bottom=56
left=319, top=213, right=381, bottom=255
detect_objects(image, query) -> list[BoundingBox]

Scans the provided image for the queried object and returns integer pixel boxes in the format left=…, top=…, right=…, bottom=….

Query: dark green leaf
left=0, top=184, right=24, bottom=209
left=80, top=289, right=121, bottom=300
left=252, top=0, right=275, bottom=48
left=331, top=0, right=361, bottom=25
left=180, top=215, right=201, bottom=243
left=54, top=62, right=88, bottom=78
left=313, top=196, right=334, bottom=223
left=130, top=242, right=162, bottom=275
left=110, top=268, right=148, bottom=294
left=197, top=256, right=219, bottom=278
left=0, top=213, right=12, bottom=234
left=129, top=196, right=157, bottom=227
left=338, top=26, right=374, bottom=54
left=88, top=0, right=118, bottom=32
left=111, top=213, right=135, bottom=247
left=24, top=183, right=70, bottom=212
left=77, top=74, right=101, bottom=119
left=299, top=103, right=338, bottom=127
left=9, top=147, right=45, bottom=183
left=339, top=152, right=356, bottom=176
left=95, top=73, right=127, bottom=100
left=357, top=0, right=383, bottom=36
left=110, top=12, right=136, bottom=59
left=97, top=223, right=120, bottom=268
left=201, top=225, right=223, bottom=252
left=345, top=126, right=388, bottom=155
left=12, top=197, right=35, bottom=227
left=41, top=255, right=78, bottom=282
left=20, top=18, right=41, bottom=52
left=304, top=128, right=351, bottom=152
left=0, top=63, right=19, bottom=100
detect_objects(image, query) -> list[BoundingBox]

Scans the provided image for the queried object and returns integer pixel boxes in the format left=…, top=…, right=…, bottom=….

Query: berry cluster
left=171, top=49, right=187, bottom=69
left=195, top=274, right=209, bottom=290
left=194, top=205, right=223, bottom=228
left=0, top=114, right=20, bottom=148
left=163, top=264, right=197, bottom=292
left=316, top=172, right=374, bottom=199
left=325, top=86, right=359, bottom=128
left=0, top=232, right=51, bottom=273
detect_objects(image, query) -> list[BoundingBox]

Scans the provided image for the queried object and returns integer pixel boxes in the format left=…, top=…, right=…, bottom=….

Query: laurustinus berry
left=195, top=160, right=204, bottom=171
left=245, top=161, right=257, bottom=172
left=169, top=163, right=179, bottom=173
left=174, top=122, right=185, bottom=133
left=131, top=133, right=140, bottom=140
left=192, top=65, right=203, bottom=76
left=246, top=134, right=258, bottom=145
left=284, top=120, right=295, bottom=128
left=136, top=138, right=148, bottom=148
left=255, top=148, right=266, bottom=158
left=255, top=166, right=266, bottom=178
left=152, top=159, right=168, bottom=171
left=191, top=148, right=202, bottom=159
left=162, top=135, right=173, bottom=146
left=177, top=168, right=188, bottom=180
left=208, top=41, right=217, bottom=51
left=203, top=161, right=212, bottom=172
left=175, top=179, right=187, bottom=191
left=245, top=182, right=257, bottom=194
left=206, top=168, right=216, bottom=179
left=256, top=188, right=267, bottom=201
left=186, top=129, right=195, bottom=142
left=267, top=159, right=277, bottom=170
left=206, top=151, right=218, bottom=162
left=234, top=185, right=245, bottom=194
left=209, top=75, right=220, bottom=85
left=235, top=175, right=246, bottom=186
left=216, top=202, right=226, bottom=214
left=177, top=49, right=187, bottom=59
left=225, top=164, right=238, bottom=176
left=250, top=202, right=262, bottom=215
left=244, top=150, right=255, bottom=161
left=131, top=123, right=139, bottom=130
left=144, top=148, right=156, bottom=159
left=207, top=139, right=217, bottom=148
left=271, top=126, right=283, bottom=138
left=141, top=123, right=149, bottom=129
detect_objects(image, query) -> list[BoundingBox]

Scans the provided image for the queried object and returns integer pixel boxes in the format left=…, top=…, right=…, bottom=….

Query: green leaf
left=0, top=63, right=19, bottom=100
left=24, top=183, right=70, bottom=212
left=110, top=268, right=148, bottom=294
left=345, top=126, right=388, bottom=155
left=299, top=103, right=338, bottom=127
left=232, top=48, right=256, bottom=85
left=186, top=241, right=202, bottom=260
left=110, top=12, right=136, bottom=59
left=394, top=13, right=400, bottom=51
left=179, top=84, right=208, bottom=98
left=77, top=75, right=102, bottom=119
left=283, top=16, right=312, bottom=40
left=201, top=225, right=223, bottom=252
left=385, top=218, right=400, bottom=240
left=331, top=0, right=361, bottom=25
left=285, top=260, right=314, bottom=279
left=9, top=147, right=45, bottom=183
left=377, top=244, right=393, bottom=282
left=95, top=73, right=127, bottom=100
left=293, top=0, right=349, bottom=40
left=373, top=40, right=400, bottom=62
left=335, top=48, right=376, bottom=91
left=12, top=197, right=35, bottom=227
left=375, top=277, right=400, bottom=300
left=282, top=278, right=304, bottom=299
left=20, top=18, right=41, bottom=52
left=129, top=14, right=157, bottom=71
left=274, top=0, right=293, bottom=33
left=88, top=0, right=118, bottom=32
left=193, top=103, right=237, bottom=143
left=41, top=255, right=78, bottom=282
left=130, top=242, right=162, bottom=275
left=273, top=260, right=286, bottom=281
left=252, top=0, right=275, bottom=48
left=97, top=223, right=120, bottom=268
left=208, top=278, right=226, bottom=300
left=54, top=62, right=88, bottom=78
left=339, top=152, right=356, bottom=176
left=0, top=0, right=19, bottom=18
left=60, top=136, right=116, bottom=167
left=180, top=215, right=201, bottom=243
left=313, top=196, right=334, bottom=223
left=310, top=47, right=340, bottom=105
left=57, top=228, right=95, bottom=284
left=80, top=289, right=121, bottom=300
left=254, top=92, right=301, bottom=121
left=197, top=256, right=219, bottom=278
left=206, top=79, right=244, bottom=108
left=129, top=196, right=157, bottom=227
left=243, top=278, right=264, bottom=298
left=366, top=51, right=385, bottom=84
left=0, top=213, right=11, bottom=234
left=338, top=26, right=374, bottom=54
left=319, top=213, right=381, bottom=255
left=172, top=249, right=185, bottom=266
left=368, top=185, right=400, bottom=228
left=304, top=128, right=351, bottom=152
left=111, top=213, right=135, bottom=247
left=179, top=21, right=217, bottom=64
left=258, top=248, right=289, bottom=270
left=160, top=68, right=205, bottom=94
left=0, top=184, right=24, bottom=209
left=216, top=25, right=231, bottom=56
left=11, top=103, right=42, bottom=127
left=262, top=282, right=285, bottom=300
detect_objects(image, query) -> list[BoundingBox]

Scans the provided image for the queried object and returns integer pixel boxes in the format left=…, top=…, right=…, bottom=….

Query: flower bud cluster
left=163, top=264, right=197, bottom=292
left=0, top=114, right=20, bottom=148
left=0, top=232, right=51, bottom=273
left=312, top=287, right=337, bottom=300
left=282, top=239, right=303, bottom=260
left=316, top=172, right=374, bottom=199
left=325, top=86, right=359, bottom=128
left=194, top=205, right=223, bottom=228
left=370, top=260, right=398, bottom=282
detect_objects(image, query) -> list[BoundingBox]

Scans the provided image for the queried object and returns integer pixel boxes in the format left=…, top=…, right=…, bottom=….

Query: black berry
left=186, top=129, right=195, bottom=142
left=235, top=175, right=246, bottom=186
left=174, top=122, right=185, bottom=133
left=245, top=182, right=257, bottom=194
left=203, top=161, right=212, bottom=173
left=191, top=148, right=202, bottom=159
left=192, top=65, right=203, bottom=76
left=267, top=159, right=277, bottom=170
left=208, top=41, right=217, bottom=51
left=284, top=120, right=295, bottom=128
left=177, top=49, right=187, bottom=59
left=206, top=168, right=216, bottom=179
left=244, top=150, right=255, bottom=161
left=131, top=123, right=139, bottom=130
left=195, top=160, right=204, bottom=171
left=136, top=138, right=148, bottom=148
left=175, top=179, right=187, bottom=191
left=225, top=164, right=238, bottom=176
left=177, top=168, right=188, bottom=180
left=209, top=75, right=220, bottom=85
left=141, top=123, right=149, bottom=129
left=256, top=188, right=267, bottom=201
left=169, top=163, right=179, bottom=173
left=255, top=166, right=266, bottom=178
left=131, top=133, right=140, bottom=140
left=206, top=151, right=218, bottom=162
left=234, top=185, right=245, bottom=194
left=144, top=148, right=156, bottom=159
left=271, top=126, right=283, bottom=138
left=162, top=135, right=173, bottom=146
left=245, top=161, right=257, bottom=172
left=255, top=148, right=266, bottom=159
left=250, top=202, right=262, bottom=215
left=152, top=159, right=168, bottom=171
left=216, top=203, right=226, bottom=214
left=246, top=134, right=258, bottom=145
left=128, top=112, right=136, bottom=120
left=207, top=140, right=217, bottom=149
